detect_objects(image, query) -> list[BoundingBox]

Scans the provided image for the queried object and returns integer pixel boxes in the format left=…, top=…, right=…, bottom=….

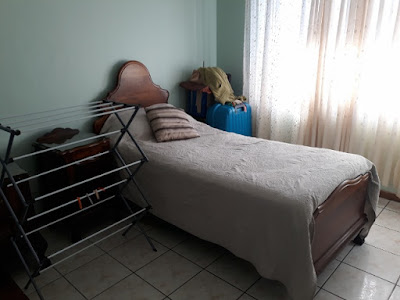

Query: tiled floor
left=4, top=197, right=400, bottom=300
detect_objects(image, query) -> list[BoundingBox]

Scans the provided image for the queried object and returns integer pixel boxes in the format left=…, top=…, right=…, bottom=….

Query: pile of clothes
left=182, top=67, right=247, bottom=107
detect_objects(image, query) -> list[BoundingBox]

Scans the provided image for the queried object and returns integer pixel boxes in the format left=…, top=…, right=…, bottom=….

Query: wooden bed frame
left=102, top=60, right=371, bottom=275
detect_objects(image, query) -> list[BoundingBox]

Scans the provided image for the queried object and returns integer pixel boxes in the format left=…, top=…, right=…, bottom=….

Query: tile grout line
left=133, top=249, right=204, bottom=298
left=20, top=218, right=162, bottom=299
left=318, top=288, right=346, bottom=299
left=364, top=241, right=400, bottom=258
left=84, top=223, right=148, bottom=253
left=374, top=223, right=400, bottom=234
left=118, top=247, right=191, bottom=298
left=24, top=267, right=64, bottom=298
left=64, top=252, right=134, bottom=300
left=142, top=225, right=265, bottom=297
left=25, top=254, right=94, bottom=298
left=60, top=269, right=90, bottom=300
left=371, top=222, right=400, bottom=234
left=148, top=247, right=245, bottom=297
left=163, top=269, right=204, bottom=297
left=168, top=247, right=260, bottom=295
left=387, top=275, right=399, bottom=300
left=131, top=272, right=169, bottom=298
left=316, top=244, right=353, bottom=289
left=204, top=268, right=260, bottom=293
left=109, top=239, right=168, bottom=274
left=340, top=261, right=398, bottom=285
left=313, top=288, right=321, bottom=298
left=236, top=291, right=256, bottom=300
left=145, top=231, right=191, bottom=252
left=235, top=292, right=246, bottom=300
left=376, top=206, right=400, bottom=223
left=169, top=243, right=226, bottom=269
left=319, top=259, right=342, bottom=289
left=385, top=208, right=400, bottom=214
left=54, top=218, right=274, bottom=298
left=29, top=213, right=397, bottom=300
left=50, top=243, right=106, bottom=277
left=84, top=271, right=135, bottom=300
left=243, top=277, right=261, bottom=298
left=132, top=245, right=251, bottom=298
left=340, top=244, right=355, bottom=262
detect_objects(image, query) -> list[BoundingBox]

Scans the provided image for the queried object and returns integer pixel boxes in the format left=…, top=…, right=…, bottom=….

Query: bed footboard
left=312, top=173, right=370, bottom=274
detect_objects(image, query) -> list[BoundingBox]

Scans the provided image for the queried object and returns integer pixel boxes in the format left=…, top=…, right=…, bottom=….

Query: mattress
left=101, top=108, right=379, bottom=300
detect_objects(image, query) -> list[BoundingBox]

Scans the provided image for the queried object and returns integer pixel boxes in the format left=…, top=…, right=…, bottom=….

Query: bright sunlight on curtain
left=243, top=0, right=400, bottom=196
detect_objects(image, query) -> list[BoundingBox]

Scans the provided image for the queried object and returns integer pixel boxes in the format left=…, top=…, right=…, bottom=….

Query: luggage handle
left=234, top=103, right=247, bottom=113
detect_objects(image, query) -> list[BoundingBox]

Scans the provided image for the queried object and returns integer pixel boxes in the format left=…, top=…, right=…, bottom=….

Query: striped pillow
left=145, top=103, right=200, bottom=142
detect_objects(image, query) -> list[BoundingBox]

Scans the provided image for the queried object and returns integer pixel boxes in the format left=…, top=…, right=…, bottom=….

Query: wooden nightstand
left=33, top=129, right=117, bottom=241
left=0, top=162, right=48, bottom=261
left=0, top=163, right=32, bottom=242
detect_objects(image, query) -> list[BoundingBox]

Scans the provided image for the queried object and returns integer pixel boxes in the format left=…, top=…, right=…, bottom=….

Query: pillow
left=145, top=103, right=200, bottom=142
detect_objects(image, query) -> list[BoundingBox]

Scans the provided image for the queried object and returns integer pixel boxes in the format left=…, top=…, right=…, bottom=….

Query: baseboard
left=380, top=190, right=400, bottom=203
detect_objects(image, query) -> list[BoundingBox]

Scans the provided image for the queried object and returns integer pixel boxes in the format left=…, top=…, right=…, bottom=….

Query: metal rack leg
left=24, top=266, right=41, bottom=290
left=119, top=195, right=157, bottom=252
left=135, top=220, right=157, bottom=252
left=11, top=238, right=44, bottom=300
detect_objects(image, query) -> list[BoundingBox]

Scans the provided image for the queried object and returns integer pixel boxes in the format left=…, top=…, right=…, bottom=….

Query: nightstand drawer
left=61, top=139, right=110, bottom=163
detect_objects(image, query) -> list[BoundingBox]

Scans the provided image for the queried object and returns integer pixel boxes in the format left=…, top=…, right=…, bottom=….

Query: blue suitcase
left=206, top=103, right=252, bottom=136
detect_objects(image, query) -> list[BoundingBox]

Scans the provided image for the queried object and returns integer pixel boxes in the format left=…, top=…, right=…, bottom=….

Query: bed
left=98, top=60, right=380, bottom=300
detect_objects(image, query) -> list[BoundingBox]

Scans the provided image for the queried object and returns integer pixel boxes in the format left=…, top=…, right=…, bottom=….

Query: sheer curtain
left=243, top=0, right=400, bottom=196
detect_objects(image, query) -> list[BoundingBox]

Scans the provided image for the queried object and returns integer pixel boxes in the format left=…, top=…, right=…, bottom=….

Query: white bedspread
left=101, top=109, right=380, bottom=300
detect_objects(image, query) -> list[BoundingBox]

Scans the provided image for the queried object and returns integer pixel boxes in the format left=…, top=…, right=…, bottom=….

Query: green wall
left=217, top=0, right=245, bottom=95
left=0, top=0, right=217, bottom=161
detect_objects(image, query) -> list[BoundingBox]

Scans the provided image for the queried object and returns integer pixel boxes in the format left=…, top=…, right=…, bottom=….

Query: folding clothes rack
left=0, top=100, right=156, bottom=300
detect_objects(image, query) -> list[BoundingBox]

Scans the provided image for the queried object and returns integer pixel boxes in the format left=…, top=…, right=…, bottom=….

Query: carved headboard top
left=106, top=60, right=169, bottom=107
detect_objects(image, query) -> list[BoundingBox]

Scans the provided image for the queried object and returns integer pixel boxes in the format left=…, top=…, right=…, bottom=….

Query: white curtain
left=244, top=0, right=400, bottom=196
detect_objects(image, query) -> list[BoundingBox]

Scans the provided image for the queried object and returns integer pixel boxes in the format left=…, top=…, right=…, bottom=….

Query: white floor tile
left=386, top=201, right=400, bottom=213
left=324, top=263, right=394, bottom=300
left=147, top=223, right=190, bottom=249
left=206, top=252, right=260, bottom=291
left=365, top=225, right=400, bottom=256
left=344, top=244, right=400, bottom=283
left=314, top=289, right=342, bottom=299
left=53, top=240, right=104, bottom=275
left=5, top=214, right=399, bottom=300
left=109, top=235, right=168, bottom=271
left=136, top=214, right=166, bottom=231
left=375, top=209, right=400, bottom=232
left=335, top=243, right=354, bottom=261
left=65, top=254, right=131, bottom=299
left=247, top=278, right=290, bottom=300
left=93, top=273, right=164, bottom=300
left=317, top=259, right=340, bottom=287
left=89, top=219, right=141, bottom=252
left=169, top=270, right=242, bottom=300
left=173, top=236, right=225, bottom=267
left=238, top=294, right=256, bottom=300
left=375, top=206, right=384, bottom=217
left=136, top=250, right=201, bottom=295
left=377, top=198, right=389, bottom=208
left=12, top=266, right=61, bottom=296
left=27, top=277, right=84, bottom=300
left=390, top=286, right=400, bottom=300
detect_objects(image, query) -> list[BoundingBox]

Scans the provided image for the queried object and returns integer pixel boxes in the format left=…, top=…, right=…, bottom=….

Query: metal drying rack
left=0, top=100, right=156, bottom=300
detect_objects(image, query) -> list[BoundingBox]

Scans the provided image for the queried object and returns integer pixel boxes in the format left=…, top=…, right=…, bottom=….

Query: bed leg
left=353, top=234, right=365, bottom=245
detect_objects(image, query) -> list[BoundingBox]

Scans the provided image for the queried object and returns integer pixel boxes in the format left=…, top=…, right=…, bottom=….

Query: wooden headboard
left=106, top=60, right=169, bottom=107
left=94, top=61, right=169, bottom=133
